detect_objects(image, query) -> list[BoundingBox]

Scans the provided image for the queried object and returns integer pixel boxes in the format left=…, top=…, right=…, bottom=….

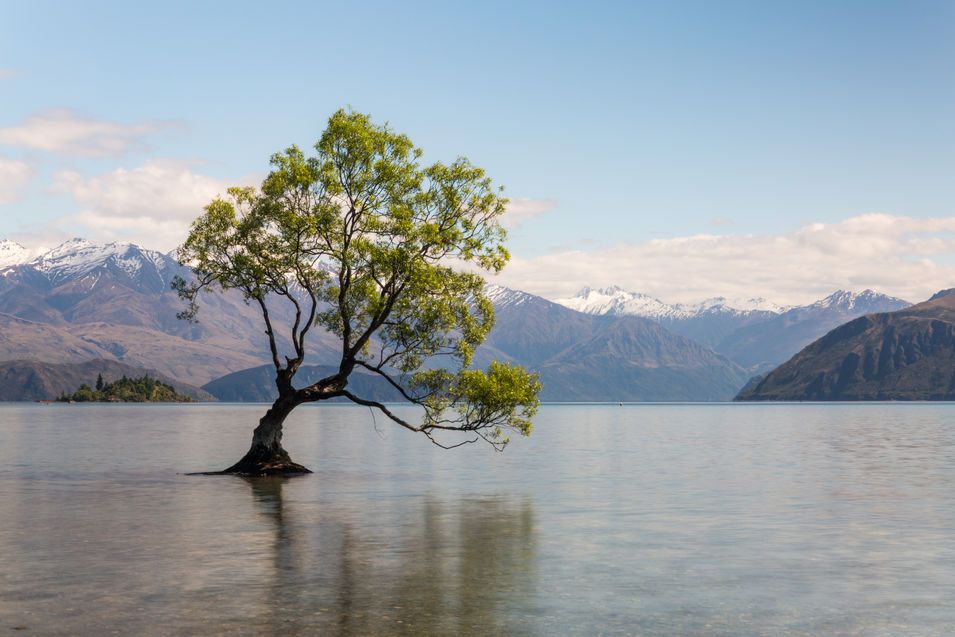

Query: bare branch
left=339, top=390, right=420, bottom=432
left=254, top=296, right=283, bottom=373
left=423, top=431, right=480, bottom=450
left=354, top=360, right=424, bottom=404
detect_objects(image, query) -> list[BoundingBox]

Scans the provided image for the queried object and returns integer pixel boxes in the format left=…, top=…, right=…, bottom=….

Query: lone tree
left=174, top=109, right=541, bottom=475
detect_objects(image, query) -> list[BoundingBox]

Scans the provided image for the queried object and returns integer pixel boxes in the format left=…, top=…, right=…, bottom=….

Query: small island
left=57, top=374, right=194, bottom=403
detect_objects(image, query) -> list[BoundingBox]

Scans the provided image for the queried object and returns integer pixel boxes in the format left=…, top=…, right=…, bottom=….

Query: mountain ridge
left=552, top=284, right=909, bottom=359
left=555, top=285, right=788, bottom=318
left=736, top=291, right=955, bottom=401
left=716, top=289, right=911, bottom=373
left=1, top=236, right=918, bottom=402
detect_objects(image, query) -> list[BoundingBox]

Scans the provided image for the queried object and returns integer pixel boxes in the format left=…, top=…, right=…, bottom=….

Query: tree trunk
left=219, top=395, right=311, bottom=476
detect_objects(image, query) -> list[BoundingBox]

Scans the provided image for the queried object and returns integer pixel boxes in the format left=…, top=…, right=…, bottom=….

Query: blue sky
left=2, top=1, right=955, bottom=303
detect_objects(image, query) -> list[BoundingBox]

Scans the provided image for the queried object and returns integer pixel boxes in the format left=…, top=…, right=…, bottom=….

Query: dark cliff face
left=737, top=292, right=955, bottom=401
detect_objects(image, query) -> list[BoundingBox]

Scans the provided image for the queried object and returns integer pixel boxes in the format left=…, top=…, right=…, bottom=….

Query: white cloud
left=501, top=197, right=556, bottom=229
left=53, top=159, right=251, bottom=250
left=0, top=69, right=15, bottom=80
left=0, top=156, right=32, bottom=203
left=0, top=109, right=179, bottom=156
left=489, top=213, right=955, bottom=306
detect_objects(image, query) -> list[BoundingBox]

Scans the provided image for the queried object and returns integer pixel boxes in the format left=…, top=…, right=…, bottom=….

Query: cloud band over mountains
left=493, top=213, right=955, bottom=306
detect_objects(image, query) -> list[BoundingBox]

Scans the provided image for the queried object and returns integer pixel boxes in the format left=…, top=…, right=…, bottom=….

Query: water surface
left=1, top=403, right=954, bottom=635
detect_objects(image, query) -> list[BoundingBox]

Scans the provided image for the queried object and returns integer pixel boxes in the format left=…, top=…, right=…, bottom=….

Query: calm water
left=1, top=403, right=955, bottom=636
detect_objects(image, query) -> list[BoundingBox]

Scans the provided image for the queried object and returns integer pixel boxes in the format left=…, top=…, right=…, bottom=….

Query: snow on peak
left=556, top=286, right=681, bottom=318
left=811, top=289, right=909, bottom=312
left=28, top=238, right=173, bottom=284
left=553, top=284, right=794, bottom=320
left=687, top=296, right=790, bottom=314
left=484, top=283, right=535, bottom=308
left=813, top=290, right=854, bottom=309
left=555, top=283, right=918, bottom=320
left=0, top=239, right=32, bottom=268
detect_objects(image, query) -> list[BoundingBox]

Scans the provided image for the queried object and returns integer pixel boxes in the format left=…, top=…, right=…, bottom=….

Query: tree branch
left=354, top=360, right=425, bottom=404
left=254, top=295, right=282, bottom=373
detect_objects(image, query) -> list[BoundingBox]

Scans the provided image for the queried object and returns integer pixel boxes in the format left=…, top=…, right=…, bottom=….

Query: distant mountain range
left=0, top=238, right=340, bottom=386
left=556, top=285, right=787, bottom=319
left=737, top=290, right=955, bottom=401
left=715, top=290, right=910, bottom=373
left=555, top=285, right=911, bottom=372
left=0, top=237, right=926, bottom=402
left=480, top=285, right=749, bottom=401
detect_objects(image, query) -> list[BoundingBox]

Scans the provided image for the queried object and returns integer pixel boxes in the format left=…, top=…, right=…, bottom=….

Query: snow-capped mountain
left=0, top=237, right=287, bottom=386
left=553, top=285, right=787, bottom=347
left=737, top=289, right=955, bottom=401
left=22, top=238, right=177, bottom=288
left=552, top=284, right=913, bottom=365
left=480, top=282, right=749, bottom=401
left=555, top=286, right=682, bottom=319
left=807, top=289, right=908, bottom=313
left=690, top=296, right=789, bottom=315
left=555, top=285, right=787, bottom=319
left=0, top=239, right=31, bottom=268
left=484, top=283, right=538, bottom=308
left=715, top=289, right=911, bottom=372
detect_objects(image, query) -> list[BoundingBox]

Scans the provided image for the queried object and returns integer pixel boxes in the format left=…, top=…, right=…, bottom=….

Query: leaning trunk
left=221, top=396, right=311, bottom=475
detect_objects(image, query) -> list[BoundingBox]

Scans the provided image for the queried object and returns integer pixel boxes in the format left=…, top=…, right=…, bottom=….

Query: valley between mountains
left=0, top=238, right=925, bottom=402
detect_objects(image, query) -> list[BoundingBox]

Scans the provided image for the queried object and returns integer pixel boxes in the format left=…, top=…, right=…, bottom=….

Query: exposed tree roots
left=188, top=443, right=312, bottom=476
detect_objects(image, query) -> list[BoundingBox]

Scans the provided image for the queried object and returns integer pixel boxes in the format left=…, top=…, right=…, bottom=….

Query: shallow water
left=1, top=403, right=954, bottom=636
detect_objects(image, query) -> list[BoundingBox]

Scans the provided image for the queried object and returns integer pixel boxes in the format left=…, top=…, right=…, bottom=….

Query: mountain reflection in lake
left=2, top=403, right=955, bottom=635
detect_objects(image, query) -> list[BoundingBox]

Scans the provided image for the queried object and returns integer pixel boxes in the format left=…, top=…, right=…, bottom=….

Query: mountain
left=552, top=285, right=913, bottom=374
left=481, top=285, right=749, bottom=401
left=203, top=285, right=751, bottom=402
left=737, top=290, right=955, bottom=401
left=556, top=285, right=786, bottom=319
left=0, top=312, right=116, bottom=362
left=715, top=290, right=911, bottom=373
left=2, top=238, right=749, bottom=402
left=554, top=285, right=785, bottom=347
left=0, top=359, right=214, bottom=402
left=533, top=317, right=752, bottom=402
left=555, top=286, right=687, bottom=320
left=0, top=238, right=340, bottom=385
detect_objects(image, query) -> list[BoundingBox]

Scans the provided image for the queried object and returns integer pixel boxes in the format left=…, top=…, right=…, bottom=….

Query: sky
left=2, top=0, right=955, bottom=304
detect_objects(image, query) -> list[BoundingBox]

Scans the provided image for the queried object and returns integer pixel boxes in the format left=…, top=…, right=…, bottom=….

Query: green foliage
left=57, top=375, right=193, bottom=403
left=175, top=108, right=540, bottom=449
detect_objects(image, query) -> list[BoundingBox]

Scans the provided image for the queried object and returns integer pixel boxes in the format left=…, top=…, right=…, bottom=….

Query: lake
left=1, top=403, right=954, bottom=636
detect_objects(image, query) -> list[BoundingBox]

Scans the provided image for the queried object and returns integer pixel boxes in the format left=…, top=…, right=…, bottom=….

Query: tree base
left=189, top=443, right=312, bottom=476
left=189, top=461, right=313, bottom=477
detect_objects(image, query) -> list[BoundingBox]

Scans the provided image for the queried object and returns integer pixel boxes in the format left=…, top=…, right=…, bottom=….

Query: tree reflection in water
left=243, top=477, right=539, bottom=636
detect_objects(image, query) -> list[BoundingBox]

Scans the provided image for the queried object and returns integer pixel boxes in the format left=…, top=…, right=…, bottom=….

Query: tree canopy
left=175, top=109, right=540, bottom=472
